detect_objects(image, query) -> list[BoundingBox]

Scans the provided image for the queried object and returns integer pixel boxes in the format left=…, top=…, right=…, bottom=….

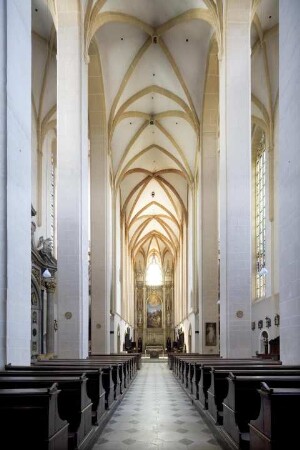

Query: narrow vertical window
left=50, top=150, right=56, bottom=254
left=255, top=133, right=266, bottom=298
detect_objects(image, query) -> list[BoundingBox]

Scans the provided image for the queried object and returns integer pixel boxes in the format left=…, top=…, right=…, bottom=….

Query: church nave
left=92, top=361, right=222, bottom=450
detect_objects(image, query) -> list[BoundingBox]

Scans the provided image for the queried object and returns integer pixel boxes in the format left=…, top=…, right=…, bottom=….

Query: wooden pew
left=207, top=367, right=300, bottom=425
left=0, top=375, right=93, bottom=449
left=168, top=352, right=209, bottom=371
left=89, top=354, right=136, bottom=375
left=173, top=354, right=221, bottom=381
left=87, top=356, right=133, bottom=390
left=187, top=361, right=195, bottom=394
left=99, top=356, right=133, bottom=387
left=89, top=353, right=140, bottom=373
left=249, top=382, right=300, bottom=449
left=32, top=360, right=116, bottom=409
left=189, top=360, right=281, bottom=405
left=173, top=357, right=224, bottom=393
left=173, top=356, right=278, bottom=390
left=223, top=374, right=300, bottom=449
left=197, top=361, right=282, bottom=410
left=0, top=384, right=69, bottom=449
left=90, top=356, right=134, bottom=389
left=4, top=367, right=105, bottom=426
left=110, top=352, right=141, bottom=371
left=37, top=359, right=123, bottom=401
left=183, top=356, right=221, bottom=393
left=39, top=357, right=127, bottom=392
left=173, top=355, right=212, bottom=379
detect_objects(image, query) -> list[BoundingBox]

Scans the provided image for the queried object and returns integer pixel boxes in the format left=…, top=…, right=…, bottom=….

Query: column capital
left=45, top=280, right=56, bottom=293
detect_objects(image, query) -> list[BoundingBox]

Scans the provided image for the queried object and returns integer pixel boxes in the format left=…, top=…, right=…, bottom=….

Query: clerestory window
left=255, top=133, right=266, bottom=298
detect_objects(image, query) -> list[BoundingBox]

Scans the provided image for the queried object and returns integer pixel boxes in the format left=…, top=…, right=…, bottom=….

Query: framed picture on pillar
left=205, top=322, right=216, bottom=346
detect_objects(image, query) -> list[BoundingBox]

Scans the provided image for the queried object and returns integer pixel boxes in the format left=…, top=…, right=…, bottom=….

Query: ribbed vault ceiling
left=31, top=0, right=279, bottom=270
left=94, top=0, right=215, bottom=267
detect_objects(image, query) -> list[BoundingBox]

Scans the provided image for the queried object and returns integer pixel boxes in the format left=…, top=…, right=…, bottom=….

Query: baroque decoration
left=31, top=205, right=57, bottom=359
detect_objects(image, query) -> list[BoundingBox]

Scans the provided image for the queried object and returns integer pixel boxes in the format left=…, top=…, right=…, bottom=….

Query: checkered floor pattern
left=91, top=361, right=223, bottom=450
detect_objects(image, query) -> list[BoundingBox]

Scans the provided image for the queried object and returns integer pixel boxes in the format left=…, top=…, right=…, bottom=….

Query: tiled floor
left=91, top=361, right=223, bottom=450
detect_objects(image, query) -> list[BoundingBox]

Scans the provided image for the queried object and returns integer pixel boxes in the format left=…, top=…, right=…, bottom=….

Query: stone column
left=163, top=285, right=166, bottom=351
left=45, top=280, right=56, bottom=356
left=201, top=40, right=219, bottom=354
left=89, top=43, right=110, bottom=354
left=142, top=286, right=147, bottom=350
left=219, top=0, right=252, bottom=357
left=90, top=141, right=110, bottom=354
left=0, top=0, right=6, bottom=367
left=279, top=0, right=300, bottom=364
left=2, top=1, right=31, bottom=366
left=56, top=1, right=89, bottom=358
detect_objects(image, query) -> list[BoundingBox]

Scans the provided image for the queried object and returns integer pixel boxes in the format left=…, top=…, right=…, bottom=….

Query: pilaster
left=279, top=0, right=300, bottom=364
left=89, top=44, right=110, bottom=354
left=45, top=280, right=56, bottom=355
left=0, top=0, right=6, bottom=368
left=56, top=1, right=89, bottom=358
left=6, top=0, right=31, bottom=365
left=219, top=0, right=252, bottom=357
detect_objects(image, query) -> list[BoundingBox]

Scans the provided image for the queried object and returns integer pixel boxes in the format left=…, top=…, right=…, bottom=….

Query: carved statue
left=166, top=309, right=171, bottom=325
left=137, top=289, right=143, bottom=309
left=31, top=221, right=37, bottom=248
left=136, top=260, right=144, bottom=281
left=37, top=237, right=56, bottom=266
left=137, top=310, right=143, bottom=326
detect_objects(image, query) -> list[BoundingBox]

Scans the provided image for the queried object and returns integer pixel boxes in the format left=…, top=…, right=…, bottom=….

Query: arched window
left=255, top=132, right=266, bottom=298
left=146, top=254, right=163, bottom=286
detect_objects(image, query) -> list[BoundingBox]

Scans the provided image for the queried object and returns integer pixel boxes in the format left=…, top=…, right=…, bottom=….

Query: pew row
left=3, top=367, right=105, bottom=426
left=170, top=354, right=300, bottom=450
left=4, top=354, right=140, bottom=449
left=207, top=366, right=300, bottom=426
left=0, top=384, right=69, bottom=450
left=89, top=353, right=141, bottom=371
left=31, top=361, right=118, bottom=409
left=0, top=374, right=93, bottom=449
left=249, top=382, right=300, bottom=450
left=175, top=358, right=281, bottom=404
left=222, top=374, right=300, bottom=449
left=34, top=355, right=137, bottom=400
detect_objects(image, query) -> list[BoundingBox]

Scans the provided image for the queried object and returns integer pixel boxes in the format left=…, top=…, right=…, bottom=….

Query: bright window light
left=146, top=255, right=163, bottom=286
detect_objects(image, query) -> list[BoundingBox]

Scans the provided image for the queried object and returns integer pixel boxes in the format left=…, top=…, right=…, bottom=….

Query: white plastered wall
left=31, top=33, right=57, bottom=245
left=6, top=0, right=32, bottom=365
left=250, top=7, right=279, bottom=356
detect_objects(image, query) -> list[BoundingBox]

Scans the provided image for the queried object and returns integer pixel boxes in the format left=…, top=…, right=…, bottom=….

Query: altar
left=145, top=345, right=164, bottom=358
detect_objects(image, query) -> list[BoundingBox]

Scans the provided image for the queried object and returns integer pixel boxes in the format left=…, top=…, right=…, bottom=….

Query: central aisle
left=92, top=361, right=223, bottom=450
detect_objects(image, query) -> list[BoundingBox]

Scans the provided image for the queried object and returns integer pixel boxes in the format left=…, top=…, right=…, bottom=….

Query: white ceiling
left=251, top=0, right=279, bottom=121
left=31, top=0, right=279, bottom=269
left=94, top=0, right=214, bottom=266
left=32, top=0, right=54, bottom=40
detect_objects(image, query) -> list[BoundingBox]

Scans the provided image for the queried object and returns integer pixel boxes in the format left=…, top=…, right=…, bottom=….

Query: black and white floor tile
left=91, top=361, right=222, bottom=450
